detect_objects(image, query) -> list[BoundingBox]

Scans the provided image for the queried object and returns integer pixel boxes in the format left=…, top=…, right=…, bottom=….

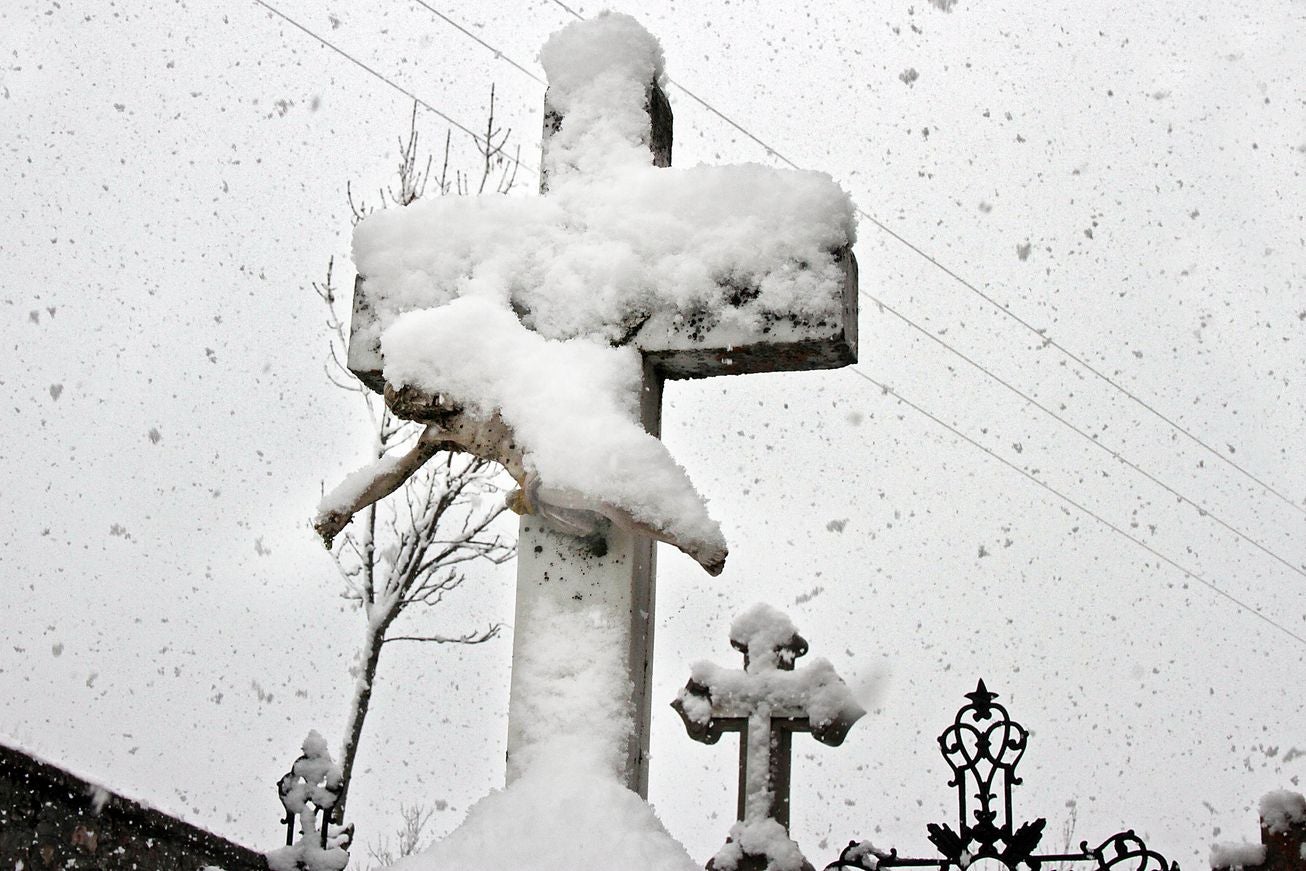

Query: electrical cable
left=335, top=0, right=1306, bottom=640
left=845, top=366, right=1306, bottom=649
left=865, top=294, right=1306, bottom=580
left=249, top=0, right=536, bottom=176
left=410, top=0, right=546, bottom=85
left=543, top=0, right=1302, bottom=518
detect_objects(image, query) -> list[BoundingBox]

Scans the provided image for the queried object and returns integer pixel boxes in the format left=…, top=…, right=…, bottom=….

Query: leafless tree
left=364, top=803, right=434, bottom=868
left=315, top=92, right=520, bottom=824
left=347, top=85, right=520, bottom=219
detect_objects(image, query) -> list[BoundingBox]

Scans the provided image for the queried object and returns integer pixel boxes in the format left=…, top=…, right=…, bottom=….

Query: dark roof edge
left=0, top=741, right=269, bottom=868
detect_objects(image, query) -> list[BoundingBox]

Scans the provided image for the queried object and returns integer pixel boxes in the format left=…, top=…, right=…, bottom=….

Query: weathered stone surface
left=349, top=250, right=856, bottom=398
left=0, top=742, right=267, bottom=871
left=352, top=245, right=856, bottom=424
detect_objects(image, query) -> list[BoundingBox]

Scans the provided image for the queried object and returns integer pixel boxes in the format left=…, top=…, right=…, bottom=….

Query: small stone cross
left=673, top=604, right=864, bottom=870
left=338, top=14, right=858, bottom=795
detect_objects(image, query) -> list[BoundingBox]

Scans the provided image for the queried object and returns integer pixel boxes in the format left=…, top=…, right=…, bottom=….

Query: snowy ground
left=1, top=0, right=1303, bottom=868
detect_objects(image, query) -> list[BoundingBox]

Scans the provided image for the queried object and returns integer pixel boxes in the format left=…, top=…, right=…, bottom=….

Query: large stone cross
left=672, top=604, right=864, bottom=869
left=339, top=14, right=858, bottom=796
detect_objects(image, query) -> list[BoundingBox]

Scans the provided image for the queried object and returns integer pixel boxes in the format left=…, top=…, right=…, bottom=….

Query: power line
left=865, top=294, right=1306, bottom=581
left=547, top=0, right=803, bottom=166
left=845, top=366, right=1306, bottom=649
left=544, top=0, right=1302, bottom=519
left=409, top=0, right=546, bottom=85
left=248, top=0, right=535, bottom=177
left=549, top=0, right=585, bottom=19
left=858, top=217, right=1306, bottom=519
left=386, top=2, right=1306, bottom=621
left=264, top=0, right=1303, bottom=645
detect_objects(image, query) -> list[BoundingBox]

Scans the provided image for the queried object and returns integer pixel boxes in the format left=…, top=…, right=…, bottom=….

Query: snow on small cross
left=673, top=603, right=865, bottom=871
left=317, top=11, right=857, bottom=578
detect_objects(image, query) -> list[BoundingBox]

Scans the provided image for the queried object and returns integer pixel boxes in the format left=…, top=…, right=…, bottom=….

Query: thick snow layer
left=710, top=819, right=807, bottom=871
left=539, top=12, right=665, bottom=181
left=350, top=12, right=853, bottom=571
left=685, top=657, right=861, bottom=734
left=267, top=732, right=350, bottom=871
left=393, top=593, right=697, bottom=871
left=353, top=162, right=855, bottom=353
left=316, top=451, right=406, bottom=518
left=731, top=602, right=802, bottom=669
left=1210, top=842, right=1266, bottom=869
left=351, top=14, right=853, bottom=365
left=842, top=841, right=887, bottom=870
left=504, top=589, right=632, bottom=779
left=383, top=297, right=726, bottom=568
left=1259, top=790, right=1306, bottom=834
left=267, top=840, right=348, bottom=871
left=682, top=605, right=863, bottom=731
left=541, top=13, right=664, bottom=100
left=390, top=749, right=697, bottom=871
left=280, top=731, right=342, bottom=813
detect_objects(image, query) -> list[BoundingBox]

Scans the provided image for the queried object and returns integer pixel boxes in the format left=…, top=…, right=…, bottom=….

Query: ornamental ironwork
left=826, top=679, right=1178, bottom=871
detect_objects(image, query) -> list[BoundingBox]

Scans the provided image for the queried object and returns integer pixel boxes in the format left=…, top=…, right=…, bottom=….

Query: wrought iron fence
left=826, top=680, right=1178, bottom=871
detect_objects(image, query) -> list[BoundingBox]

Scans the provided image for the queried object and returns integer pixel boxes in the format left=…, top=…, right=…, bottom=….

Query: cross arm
left=346, top=245, right=858, bottom=388
left=314, top=385, right=727, bottom=574
left=673, top=660, right=866, bottom=745
left=644, top=246, right=858, bottom=381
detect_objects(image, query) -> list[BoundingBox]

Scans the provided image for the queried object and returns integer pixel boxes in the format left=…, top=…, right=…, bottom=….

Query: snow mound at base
left=391, top=748, right=696, bottom=871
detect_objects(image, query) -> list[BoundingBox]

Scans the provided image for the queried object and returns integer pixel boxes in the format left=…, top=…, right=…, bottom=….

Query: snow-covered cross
left=320, top=12, right=857, bottom=806
left=673, top=604, right=865, bottom=871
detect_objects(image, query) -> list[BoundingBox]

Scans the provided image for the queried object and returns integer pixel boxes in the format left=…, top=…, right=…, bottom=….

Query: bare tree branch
left=385, top=624, right=503, bottom=646
left=365, top=802, right=435, bottom=868
left=316, top=92, right=519, bottom=825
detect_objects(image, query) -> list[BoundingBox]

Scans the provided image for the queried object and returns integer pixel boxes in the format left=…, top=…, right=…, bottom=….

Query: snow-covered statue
left=308, top=11, right=860, bottom=871
left=315, top=11, right=856, bottom=580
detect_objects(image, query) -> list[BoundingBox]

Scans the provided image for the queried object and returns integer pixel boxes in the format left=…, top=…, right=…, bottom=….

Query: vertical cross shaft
left=732, top=710, right=810, bottom=829
left=506, top=362, right=664, bottom=793
left=504, top=81, right=673, bottom=794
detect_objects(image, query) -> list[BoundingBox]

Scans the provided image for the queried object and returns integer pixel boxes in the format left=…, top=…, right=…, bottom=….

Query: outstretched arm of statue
left=313, top=425, right=447, bottom=548
left=317, top=404, right=726, bottom=575
left=517, top=473, right=727, bottom=577
left=314, top=410, right=528, bottom=548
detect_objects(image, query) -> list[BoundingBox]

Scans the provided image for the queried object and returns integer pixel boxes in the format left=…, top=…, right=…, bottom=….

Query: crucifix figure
left=316, top=11, right=858, bottom=804
left=673, top=604, right=865, bottom=871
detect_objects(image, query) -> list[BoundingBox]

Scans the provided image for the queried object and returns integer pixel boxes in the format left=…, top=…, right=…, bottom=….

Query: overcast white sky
left=2, top=0, right=1303, bottom=867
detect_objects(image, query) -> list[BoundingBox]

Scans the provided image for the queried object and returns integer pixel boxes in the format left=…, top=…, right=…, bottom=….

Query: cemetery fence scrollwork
left=825, top=680, right=1179, bottom=871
